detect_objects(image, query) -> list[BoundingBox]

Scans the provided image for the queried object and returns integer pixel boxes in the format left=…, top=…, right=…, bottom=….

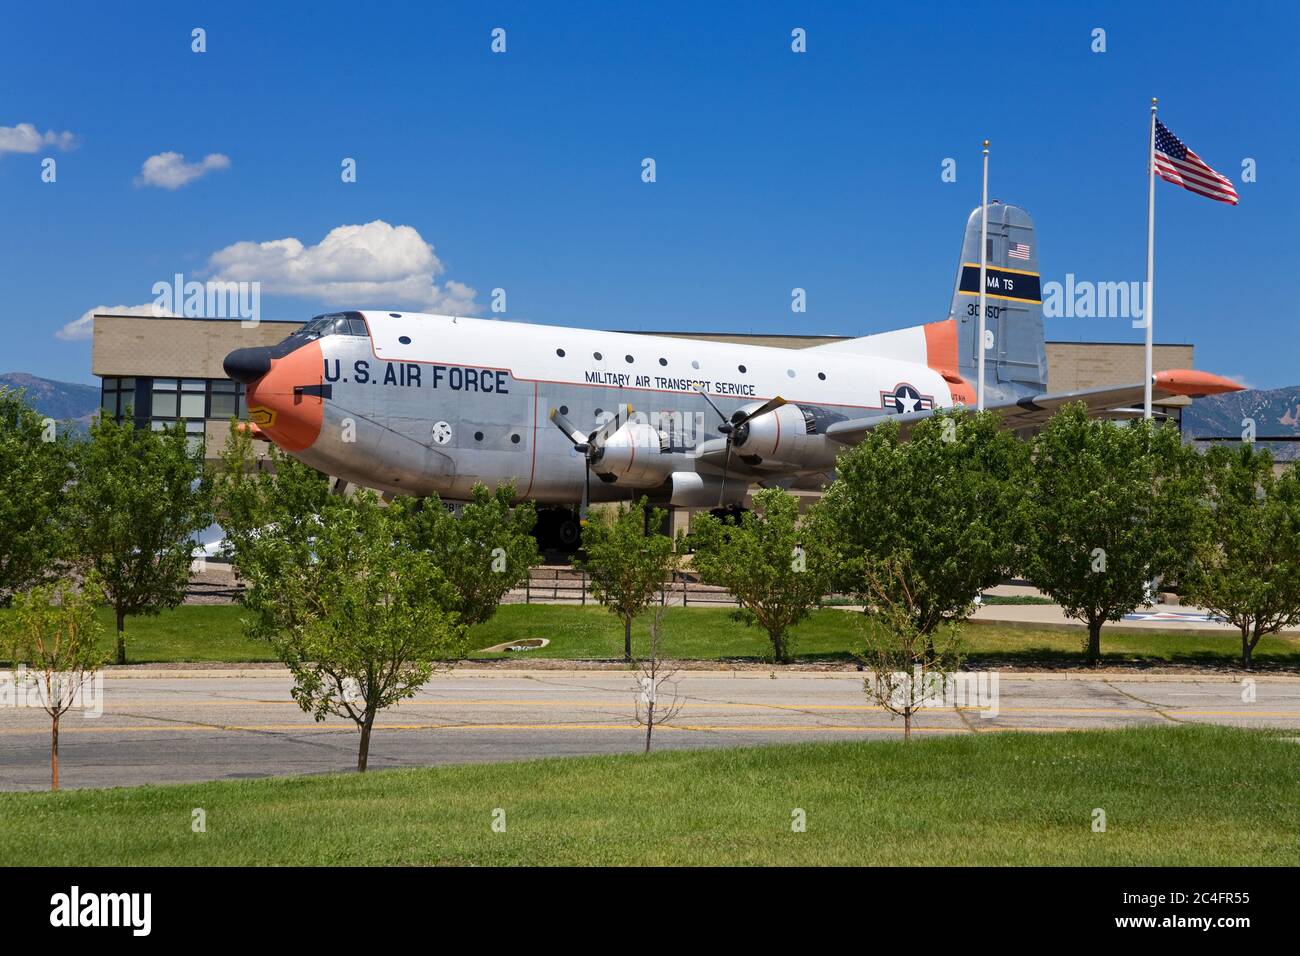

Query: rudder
left=950, top=202, right=1048, bottom=401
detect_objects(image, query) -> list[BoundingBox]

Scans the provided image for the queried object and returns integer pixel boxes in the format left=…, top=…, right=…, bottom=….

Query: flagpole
left=1144, top=99, right=1157, bottom=419
left=977, top=139, right=989, bottom=412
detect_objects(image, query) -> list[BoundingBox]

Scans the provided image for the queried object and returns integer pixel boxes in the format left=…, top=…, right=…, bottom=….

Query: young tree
left=811, top=409, right=1029, bottom=641
left=213, top=422, right=332, bottom=617
left=1023, top=404, right=1205, bottom=662
left=0, top=388, right=74, bottom=601
left=631, top=607, right=685, bottom=753
left=858, top=555, right=963, bottom=741
left=1184, top=444, right=1300, bottom=668
left=576, top=498, right=677, bottom=662
left=241, top=491, right=465, bottom=771
left=66, top=415, right=213, bottom=664
left=403, top=482, right=540, bottom=627
left=3, top=579, right=107, bottom=790
left=688, top=487, right=827, bottom=663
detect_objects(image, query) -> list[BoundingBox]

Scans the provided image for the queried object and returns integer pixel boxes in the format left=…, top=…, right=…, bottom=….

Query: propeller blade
left=733, top=395, right=786, bottom=427
left=718, top=441, right=733, bottom=509
left=581, top=457, right=591, bottom=520
left=549, top=408, right=589, bottom=449
left=692, top=385, right=729, bottom=428
left=590, top=403, right=632, bottom=450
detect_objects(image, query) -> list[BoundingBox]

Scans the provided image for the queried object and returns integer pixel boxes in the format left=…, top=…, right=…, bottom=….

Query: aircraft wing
left=823, top=369, right=1244, bottom=444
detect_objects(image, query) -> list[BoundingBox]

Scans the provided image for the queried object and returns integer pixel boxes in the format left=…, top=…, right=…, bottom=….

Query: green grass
left=91, top=606, right=277, bottom=663
left=466, top=605, right=1300, bottom=667
left=2, top=603, right=1297, bottom=667
left=2, top=725, right=1296, bottom=865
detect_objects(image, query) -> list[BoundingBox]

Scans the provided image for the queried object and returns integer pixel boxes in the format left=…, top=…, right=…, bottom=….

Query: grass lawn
left=2, top=725, right=1295, bottom=865
left=2, top=603, right=1297, bottom=667
left=466, top=604, right=1300, bottom=667
left=0, top=605, right=276, bottom=665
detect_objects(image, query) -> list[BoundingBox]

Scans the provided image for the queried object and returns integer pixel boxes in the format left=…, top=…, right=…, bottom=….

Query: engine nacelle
left=666, top=471, right=751, bottom=508
left=594, top=422, right=673, bottom=487
left=731, top=402, right=838, bottom=469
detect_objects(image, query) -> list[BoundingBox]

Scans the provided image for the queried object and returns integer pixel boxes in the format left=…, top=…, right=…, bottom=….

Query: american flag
left=1008, top=241, right=1030, bottom=260
left=1153, top=119, right=1239, bottom=205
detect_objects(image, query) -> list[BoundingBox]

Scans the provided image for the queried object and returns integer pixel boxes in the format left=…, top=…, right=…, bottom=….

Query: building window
left=209, top=379, right=240, bottom=419
left=180, top=379, right=206, bottom=419
left=151, top=379, right=179, bottom=418
left=99, top=377, right=136, bottom=419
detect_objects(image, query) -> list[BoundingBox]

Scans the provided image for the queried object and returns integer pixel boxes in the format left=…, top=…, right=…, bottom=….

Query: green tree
left=576, top=498, right=677, bottom=662
left=1184, top=444, right=1300, bottom=668
left=213, top=422, right=332, bottom=616
left=65, top=414, right=212, bottom=664
left=0, top=388, right=74, bottom=601
left=811, top=409, right=1029, bottom=639
left=241, top=491, right=465, bottom=771
left=1023, top=404, right=1205, bottom=662
left=689, top=487, right=827, bottom=663
left=403, top=483, right=540, bottom=628
left=858, top=554, right=964, bottom=741
left=3, top=578, right=107, bottom=790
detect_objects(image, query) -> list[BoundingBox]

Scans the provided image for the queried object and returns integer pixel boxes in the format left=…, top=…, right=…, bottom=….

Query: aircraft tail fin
left=809, top=202, right=1048, bottom=404
left=948, top=202, right=1047, bottom=399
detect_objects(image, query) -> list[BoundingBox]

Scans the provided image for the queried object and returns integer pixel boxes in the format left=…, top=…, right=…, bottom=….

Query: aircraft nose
left=223, top=346, right=272, bottom=384
left=244, top=338, right=325, bottom=453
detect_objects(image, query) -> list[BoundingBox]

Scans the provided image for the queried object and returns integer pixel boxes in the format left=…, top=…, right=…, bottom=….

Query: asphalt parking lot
left=3, top=668, right=1298, bottom=790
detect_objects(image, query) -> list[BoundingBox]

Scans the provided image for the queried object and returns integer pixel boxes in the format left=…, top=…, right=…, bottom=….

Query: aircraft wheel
left=557, top=516, right=582, bottom=549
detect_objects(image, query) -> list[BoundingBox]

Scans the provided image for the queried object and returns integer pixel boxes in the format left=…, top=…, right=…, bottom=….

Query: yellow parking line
left=0, top=721, right=1043, bottom=735
left=83, top=699, right=1300, bottom=718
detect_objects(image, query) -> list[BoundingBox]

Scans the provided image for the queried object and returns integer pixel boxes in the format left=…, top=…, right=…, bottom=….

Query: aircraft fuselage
left=228, top=310, right=961, bottom=506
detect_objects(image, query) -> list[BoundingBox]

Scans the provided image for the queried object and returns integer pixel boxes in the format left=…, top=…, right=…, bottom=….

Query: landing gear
left=557, top=513, right=582, bottom=549
left=708, top=504, right=748, bottom=526
left=533, top=505, right=582, bottom=555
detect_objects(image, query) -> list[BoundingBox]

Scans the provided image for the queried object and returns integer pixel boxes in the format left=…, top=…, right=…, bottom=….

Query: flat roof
left=94, top=315, right=1191, bottom=348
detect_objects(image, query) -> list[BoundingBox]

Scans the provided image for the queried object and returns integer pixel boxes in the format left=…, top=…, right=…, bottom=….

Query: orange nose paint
left=245, top=339, right=325, bottom=452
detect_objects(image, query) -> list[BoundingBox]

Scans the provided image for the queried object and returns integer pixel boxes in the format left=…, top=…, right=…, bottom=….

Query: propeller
left=549, top=404, right=632, bottom=519
left=693, top=387, right=787, bottom=507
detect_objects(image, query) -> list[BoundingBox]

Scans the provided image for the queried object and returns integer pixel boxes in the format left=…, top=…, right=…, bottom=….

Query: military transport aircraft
left=223, top=203, right=1241, bottom=546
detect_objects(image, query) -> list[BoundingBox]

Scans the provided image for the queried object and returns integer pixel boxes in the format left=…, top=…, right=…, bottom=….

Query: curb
left=96, top=666, right=1300, bottom=683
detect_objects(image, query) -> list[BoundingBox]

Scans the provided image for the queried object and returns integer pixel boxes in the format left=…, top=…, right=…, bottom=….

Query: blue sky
left=2, top=1, right=1296, bottom=387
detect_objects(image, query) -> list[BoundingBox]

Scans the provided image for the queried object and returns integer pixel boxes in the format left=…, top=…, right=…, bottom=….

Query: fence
left=516, top=567, right=740, bottom=607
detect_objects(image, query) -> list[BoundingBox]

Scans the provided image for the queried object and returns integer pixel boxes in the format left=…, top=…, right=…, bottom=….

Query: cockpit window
left=296, top=311, right=367, bottom=339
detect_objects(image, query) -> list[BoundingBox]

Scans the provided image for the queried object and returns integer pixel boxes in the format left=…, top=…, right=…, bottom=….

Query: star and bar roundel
left=881, top=382, right=934, bottom=414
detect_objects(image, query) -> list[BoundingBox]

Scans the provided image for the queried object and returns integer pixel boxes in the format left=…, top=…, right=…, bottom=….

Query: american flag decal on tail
left=1153, top=119, right=1239, bottom=205
left=1008, top=242, right=1030, bottom=260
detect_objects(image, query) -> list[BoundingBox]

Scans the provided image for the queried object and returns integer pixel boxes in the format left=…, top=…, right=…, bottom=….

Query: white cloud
left=135, top=151, right=231, bottom=189
left=56, top=303, right=159, bottom=342
left=0, top=123, right=76, bottom=156
left=205, top=220, right=479, bottom=313
left=59, top=221, right=478, bottom=343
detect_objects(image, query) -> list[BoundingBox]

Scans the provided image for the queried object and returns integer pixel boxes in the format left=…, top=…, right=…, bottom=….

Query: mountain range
left=1183, top=385, right=1300, bottom=461
left=0, top=372, right=101, bottom=433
